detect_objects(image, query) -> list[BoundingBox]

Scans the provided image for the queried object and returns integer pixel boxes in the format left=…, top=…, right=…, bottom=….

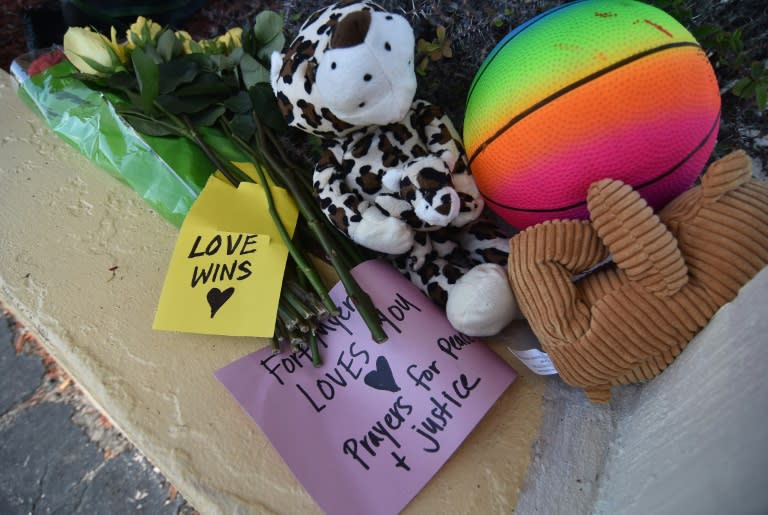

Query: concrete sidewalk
left=0, top=311, right=195, bottom=514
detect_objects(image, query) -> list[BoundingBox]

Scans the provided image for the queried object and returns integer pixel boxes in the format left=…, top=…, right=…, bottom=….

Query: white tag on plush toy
left=507, top=347, right=558, bottom=375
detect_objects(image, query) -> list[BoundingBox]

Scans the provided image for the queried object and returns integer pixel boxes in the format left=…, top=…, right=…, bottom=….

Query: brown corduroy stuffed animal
left=507, top=150, right=768, bottom=403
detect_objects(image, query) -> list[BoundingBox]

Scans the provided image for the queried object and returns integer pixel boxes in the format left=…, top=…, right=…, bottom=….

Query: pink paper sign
left=216, top=260, right=517, bottom=514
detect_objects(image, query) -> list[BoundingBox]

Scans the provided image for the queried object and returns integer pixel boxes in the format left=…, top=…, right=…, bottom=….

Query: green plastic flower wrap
left=14, top=54, right=248, bottom=227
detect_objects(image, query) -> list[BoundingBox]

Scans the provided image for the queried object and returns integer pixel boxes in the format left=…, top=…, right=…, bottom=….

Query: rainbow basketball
left=463, top=0, right=720, bottom=230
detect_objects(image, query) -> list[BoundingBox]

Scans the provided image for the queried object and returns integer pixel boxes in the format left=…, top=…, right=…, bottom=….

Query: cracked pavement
left=0, top=310, right=196, bottom=514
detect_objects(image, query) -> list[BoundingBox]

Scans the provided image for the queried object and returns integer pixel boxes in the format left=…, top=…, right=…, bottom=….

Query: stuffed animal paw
left=349, top=205, right=415, bottom=255
left=508, top=150, right=768, bottom=402
left=446, top=263, right=520, bottom=337
left=399, top=156, right=461, bottom=227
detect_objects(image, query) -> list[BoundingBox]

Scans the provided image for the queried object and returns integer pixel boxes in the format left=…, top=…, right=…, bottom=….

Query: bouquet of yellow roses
left=16, top=13, right=387, bottom=363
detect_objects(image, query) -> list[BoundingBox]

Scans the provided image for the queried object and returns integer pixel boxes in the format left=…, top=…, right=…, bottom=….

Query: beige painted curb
left=0, top=70, right=545, bottom=514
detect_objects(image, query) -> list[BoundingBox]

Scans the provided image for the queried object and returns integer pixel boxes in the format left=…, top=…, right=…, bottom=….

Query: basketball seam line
left=482, top=109, right=721, bottom=213
left=467, top=41, right=702, bottom=166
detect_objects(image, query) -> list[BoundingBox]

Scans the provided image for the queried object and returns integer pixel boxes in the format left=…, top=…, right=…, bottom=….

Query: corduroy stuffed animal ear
left=701, top=149, right=752, bottom=204
left=587, top=179, right=688, bottom=297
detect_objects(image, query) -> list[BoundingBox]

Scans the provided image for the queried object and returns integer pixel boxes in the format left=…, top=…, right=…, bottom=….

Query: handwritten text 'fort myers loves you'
left=259, top=291, right=481, bottom=473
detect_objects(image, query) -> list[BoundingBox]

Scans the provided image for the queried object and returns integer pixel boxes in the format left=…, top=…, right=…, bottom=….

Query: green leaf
left=732, top=77, right=751, bottom=96
left=158, top=58, right=201, bottom=94
left=143, top=43, right=164, bottom=64
left=250, top=11, right=286, bottom=63
left=756, top=87, right=767, bottom=111
left=208, top=53, right=239, bottom=73
left=240, top=53, right=270, bottom=89
left=131, top=46, right=159, bottom=114
left=256, top=32, right=285, bottom=63
left=242, top=26, right=256, bottom=56
left=187, top=39, right=205, bottom=54
left=75, top=54, right=115, bottom=75
left=221, top=71, right=241, bottom=90
left=252, top=11, right=284, bottom=47
left=156, top=93, right=221, bottom=114
left=229, top=112, right=256, bottom=141
left=157, top=29, right=177, bottom=62
left=121, top=113, right=180, bottom=136
left=107, top=71, right=138, bottom=92
left=249, top=83, right=287, bottom=133
left=222, top=91, right=253, bottom=113
left=174, top=75, right=233, bottom=97
left=71, top=72, right=110, bottom=88
left=185, top=52, right=216, bottom=72
left=115, top=104, right=146, bottom=116
left=751, top=61, right=767, bottom=78
left=142, top=18, right=151, bottom=43
left=229, top=47, right=244, bottom=64
left=124, top=90, right=145, bottom=111
left=189, top=105, right=226, bottom=127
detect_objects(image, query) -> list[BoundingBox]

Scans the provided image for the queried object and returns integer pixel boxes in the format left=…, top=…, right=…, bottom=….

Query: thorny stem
left=178, top=114, right=242, bottom=187
left=181, top=114, right=339, bottom=361
left=224, top=126, right=340, bottom=319
left=287, top=280, right=329, bottom=319
left=309, top=331, right=322, bottom=367
left=227, top=118, right=387, bottom=343
left=283, top=286, right=314, bottom=320
left=264, top=128, right=314, bottom=194
left=278, top=301, right=300, bottom=331
left=264, top=130, right=366, bottom=268
left=248, top=118, right=387, bottom=343
left=260, top=127, right=369, bottom=266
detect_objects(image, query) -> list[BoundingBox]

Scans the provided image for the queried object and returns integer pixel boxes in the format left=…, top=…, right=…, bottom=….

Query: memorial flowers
left=62, top=26, right=126, bottom=75
left=59, top=13, right=387, bottom=361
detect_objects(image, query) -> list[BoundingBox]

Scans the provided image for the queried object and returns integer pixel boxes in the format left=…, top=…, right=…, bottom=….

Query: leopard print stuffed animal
left=270, top=1, right=519, bottom=336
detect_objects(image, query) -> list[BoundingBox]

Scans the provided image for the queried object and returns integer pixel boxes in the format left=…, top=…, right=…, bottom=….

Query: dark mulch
left=172, top=0, right=768, bottom=167
left=3, top=0, right=764, bottom=168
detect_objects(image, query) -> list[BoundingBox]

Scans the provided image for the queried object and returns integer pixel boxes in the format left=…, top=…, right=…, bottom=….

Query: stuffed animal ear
left=588, top=179, right=688, bottom=296
left=701, top=150, right=753, bottom=204
left=330, top=10, right=371, bottom=48
left=314, top=9, right=416, bottom=127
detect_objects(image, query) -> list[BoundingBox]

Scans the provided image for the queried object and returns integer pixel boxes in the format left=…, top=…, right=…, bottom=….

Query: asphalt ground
left=0, top=307, right=196, bottom=514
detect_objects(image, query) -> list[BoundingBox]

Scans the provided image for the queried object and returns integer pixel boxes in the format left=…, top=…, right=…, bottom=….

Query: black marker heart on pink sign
left=207, top=287, right=235, bottom=318
left=364, top=356, right=401, bottom=392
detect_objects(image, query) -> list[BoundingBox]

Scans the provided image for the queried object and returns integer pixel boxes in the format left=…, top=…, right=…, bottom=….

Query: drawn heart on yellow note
left=207, top=287, right=235, bottom=318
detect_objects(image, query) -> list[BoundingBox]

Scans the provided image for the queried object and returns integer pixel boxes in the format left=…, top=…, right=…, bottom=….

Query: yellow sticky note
left=153, top=172, right=299, bottom=337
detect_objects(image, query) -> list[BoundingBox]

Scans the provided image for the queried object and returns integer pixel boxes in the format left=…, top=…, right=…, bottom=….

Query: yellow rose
left=175, top=30, right=194, bottom=54
left=217, top=27, right=243, bottom=51
left=105, top=26, right=128, bottom=64
left=126, top=16, right=163, bottom=49
left=63, top=26, right=122, bottom=76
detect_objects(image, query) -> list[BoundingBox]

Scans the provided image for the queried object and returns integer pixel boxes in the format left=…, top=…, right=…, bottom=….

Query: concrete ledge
left=593, top=266, right=768, bottom=515
left=514, top=266, right=768, bottom=515
left=0, top=70, right=547, bottom=513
